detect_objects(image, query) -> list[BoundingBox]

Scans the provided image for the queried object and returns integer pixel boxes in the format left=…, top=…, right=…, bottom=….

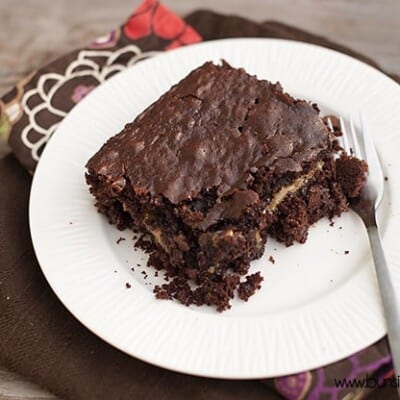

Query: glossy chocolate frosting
left=86, top=61, right=330, bottom=204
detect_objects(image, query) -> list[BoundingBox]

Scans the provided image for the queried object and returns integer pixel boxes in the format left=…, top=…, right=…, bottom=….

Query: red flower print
left=179, top=26, right=202, bottom=45
left=165, top=40, right=181, bottom=51
left=123, top=0, right=202, bottom=48
left=165, top=26, right=202, bottom=50
left=152, top=4, right=185, bottom=40
left=123, top=0, right=154, bottom=40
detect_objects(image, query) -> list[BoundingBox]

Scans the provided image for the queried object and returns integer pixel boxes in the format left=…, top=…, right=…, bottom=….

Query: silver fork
left=328, top=115, right=400, bottom=387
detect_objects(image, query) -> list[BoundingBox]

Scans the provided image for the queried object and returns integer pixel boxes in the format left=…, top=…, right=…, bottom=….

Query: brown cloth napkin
left=1, top=3, right=399, bottom=400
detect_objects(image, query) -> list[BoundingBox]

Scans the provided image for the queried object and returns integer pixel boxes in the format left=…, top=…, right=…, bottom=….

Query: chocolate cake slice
left=86, top=61, right=367, bottom=311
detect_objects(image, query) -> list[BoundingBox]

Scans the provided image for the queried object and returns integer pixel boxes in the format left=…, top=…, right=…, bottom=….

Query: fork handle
left=368, top=225, right=400, bottom=387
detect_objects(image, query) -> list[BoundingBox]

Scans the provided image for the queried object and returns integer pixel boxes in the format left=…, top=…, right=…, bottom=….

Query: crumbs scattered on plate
left=268, top=255, right=275, bottom=264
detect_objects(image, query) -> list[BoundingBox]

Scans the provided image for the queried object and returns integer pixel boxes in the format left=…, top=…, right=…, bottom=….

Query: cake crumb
left=68, top=221, right=73, bottom=225
left=114, top=270, right=117, bottom=273
left=116, top=237, right=126, bottom=244
left=344, top=250, right=349, bottom=255
left=141, top=271, right=148, bottom=279
left=131, top=267, right=135, bottom=271
left=237, top=272, right=263, bottom=302
left=329, top=220, right=335, bottom=227
left=154, top=287, right=170, bottom=300
left=125, top=282, right=131, bottom=289
left=268, top=256, right=275, bottom=264
left=384, top=176, right=388, bottom=181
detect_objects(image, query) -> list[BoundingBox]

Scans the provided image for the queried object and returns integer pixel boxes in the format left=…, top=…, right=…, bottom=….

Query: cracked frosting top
left=86, top=61, right=330, bottom=204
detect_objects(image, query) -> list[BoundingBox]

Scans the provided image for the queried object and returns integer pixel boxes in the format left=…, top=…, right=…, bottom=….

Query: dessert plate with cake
left=29, top=38, right=400, bottom=378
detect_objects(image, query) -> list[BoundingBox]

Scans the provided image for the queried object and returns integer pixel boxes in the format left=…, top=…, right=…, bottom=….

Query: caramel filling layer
left=266, top=161, right=324, bottom=212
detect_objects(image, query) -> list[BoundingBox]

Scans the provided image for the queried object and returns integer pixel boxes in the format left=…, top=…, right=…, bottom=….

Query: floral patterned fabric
left=269, top=340, right=393, bottom=399
left=0, top=0, right=200, bottom=172
left=0, top=1, right=395, bottom=399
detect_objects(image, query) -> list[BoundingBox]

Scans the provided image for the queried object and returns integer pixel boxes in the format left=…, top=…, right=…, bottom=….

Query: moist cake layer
left=86, top=61, right=367, bottom=311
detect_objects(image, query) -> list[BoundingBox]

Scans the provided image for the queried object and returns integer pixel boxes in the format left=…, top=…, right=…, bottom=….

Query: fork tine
left=360, top=113, right=384, bottom=207
left=360, top=114, right=376, bottom=167
left=360, top=113, right=383, bottom=176
left=349, top=116, right=363, bottom=159
left=339, top=116, right=351, bottom=154
left=326, top=117, right=334, bottom=133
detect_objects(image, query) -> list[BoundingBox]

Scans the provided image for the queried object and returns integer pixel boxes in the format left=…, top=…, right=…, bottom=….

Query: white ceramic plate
left=30, top=39, right=400, bottom=379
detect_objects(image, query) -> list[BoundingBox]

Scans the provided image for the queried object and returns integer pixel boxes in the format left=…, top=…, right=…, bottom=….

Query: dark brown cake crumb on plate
left=268, top=255, right=275, bottom=264
left=237, top=272, right=264, bottom=302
